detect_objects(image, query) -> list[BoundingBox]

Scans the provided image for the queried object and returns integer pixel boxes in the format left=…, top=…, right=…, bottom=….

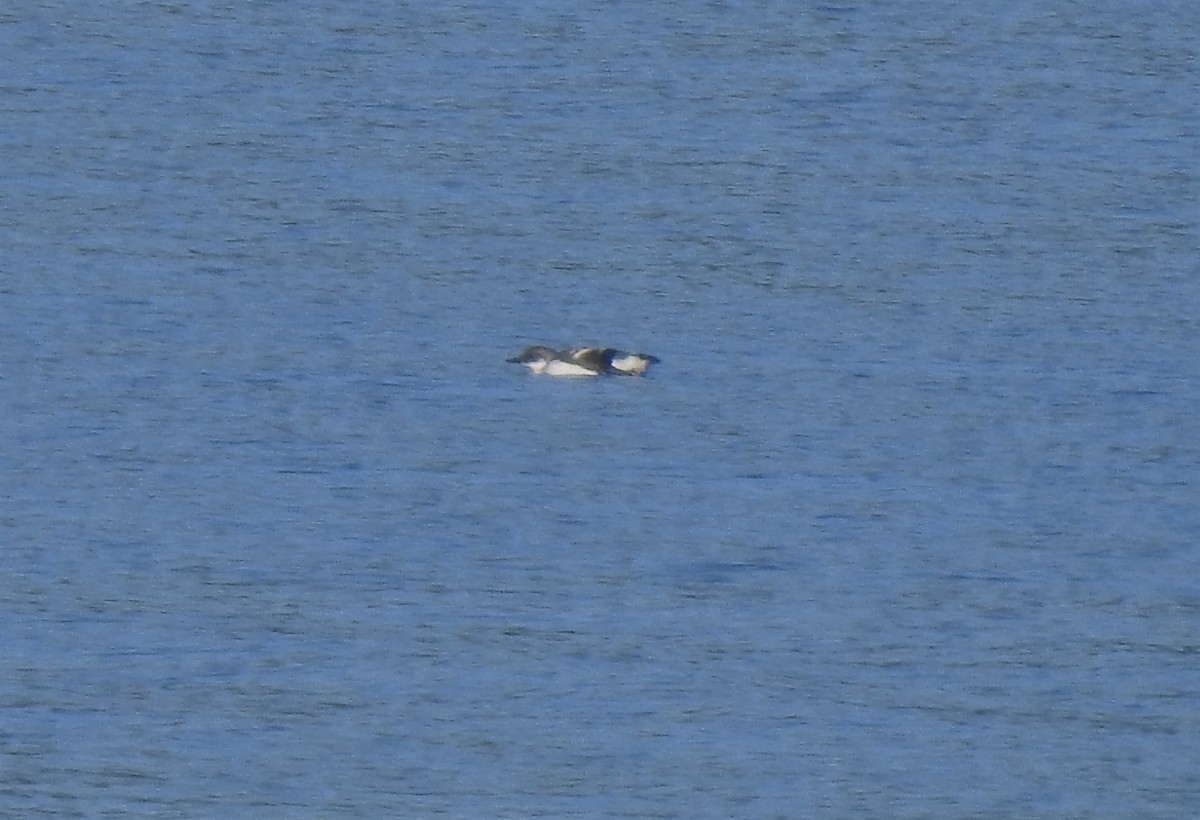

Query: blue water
left=3, top=1, right=1199, bottom=816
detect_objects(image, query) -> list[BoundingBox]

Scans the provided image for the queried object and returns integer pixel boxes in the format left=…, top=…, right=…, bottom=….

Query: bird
left=506, top=345, right=659, bottom=377
left=569, top=347, right=660, bottom=376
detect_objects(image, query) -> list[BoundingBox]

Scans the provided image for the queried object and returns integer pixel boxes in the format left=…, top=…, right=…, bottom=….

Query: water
left=3, top=1, right=1199, bottom=816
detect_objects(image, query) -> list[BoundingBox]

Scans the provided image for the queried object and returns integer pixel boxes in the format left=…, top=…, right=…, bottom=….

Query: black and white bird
left=506, top=345, right=659, bottom=377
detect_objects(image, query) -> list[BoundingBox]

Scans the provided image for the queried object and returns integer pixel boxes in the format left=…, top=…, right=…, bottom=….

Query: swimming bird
left=507, top=346, right=659, bottom=377
left=506, top=345, right=601, bottom=376
left=568, top=347, right=660, bottom=376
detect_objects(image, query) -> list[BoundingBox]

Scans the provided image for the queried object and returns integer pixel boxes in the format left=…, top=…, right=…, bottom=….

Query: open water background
left=3, top=1, right=1199, bottom=816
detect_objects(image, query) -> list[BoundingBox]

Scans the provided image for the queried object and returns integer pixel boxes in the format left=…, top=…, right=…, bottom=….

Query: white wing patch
left=610, top=354, right=651, bottom=375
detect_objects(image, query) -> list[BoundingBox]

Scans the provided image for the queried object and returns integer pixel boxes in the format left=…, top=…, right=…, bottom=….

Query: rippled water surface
left=3, top=1, right=1199, bottom=816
